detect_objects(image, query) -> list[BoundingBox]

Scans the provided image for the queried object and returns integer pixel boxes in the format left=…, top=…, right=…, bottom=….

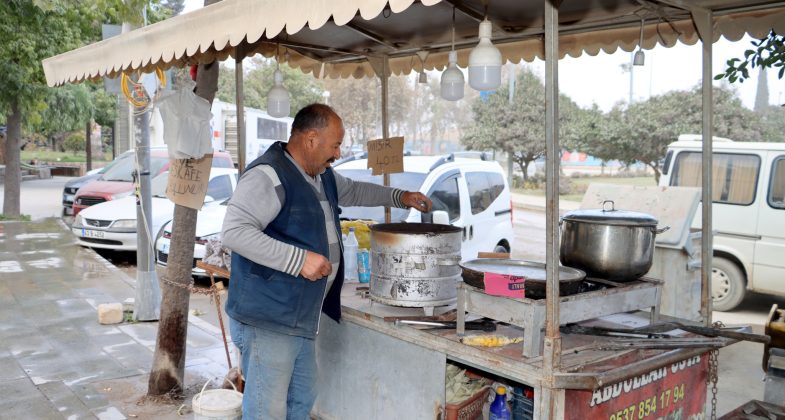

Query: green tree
left=0, top=0, right=102, bottom=216
left=324, top=76, right=379, bottom=150
left=37, top=84, right=94, bottom=151
left=64, top=133, right=85, bottom=155
left=716, top=31, right=784, bottom=85
left=216, top=57, right=325, bottom=117
left=461, top=68, right=582, bottom=181
left=577, top=85, right=766, bottom=183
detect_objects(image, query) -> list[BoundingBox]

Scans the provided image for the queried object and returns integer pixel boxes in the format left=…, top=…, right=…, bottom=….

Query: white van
left=335, top=154, right=515, bottom=262
left=659, top=135, right=785, bottom=311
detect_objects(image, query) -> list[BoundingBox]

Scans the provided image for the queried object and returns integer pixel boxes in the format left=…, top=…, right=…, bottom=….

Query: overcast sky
left=182, top=1, right=784, bottom=112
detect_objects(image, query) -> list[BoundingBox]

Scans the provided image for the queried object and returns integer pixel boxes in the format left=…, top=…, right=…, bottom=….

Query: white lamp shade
left=267, top=69, right=290, bottom=117
left=633, top=49, right=645, bottom=66
left=468, top=19, right=502, bottom=91
left=440, top=51, right=465, bottom=101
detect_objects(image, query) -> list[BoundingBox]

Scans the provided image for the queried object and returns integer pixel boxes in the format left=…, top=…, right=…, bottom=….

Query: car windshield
left=101, top=154, right=169, bottom=182
left=151, top=172, right=169, bottom=197
left=335, top=169, right=426, bottom=223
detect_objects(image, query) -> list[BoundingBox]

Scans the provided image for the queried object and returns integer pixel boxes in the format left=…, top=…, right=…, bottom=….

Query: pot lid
left=562, top=200, right=658, bottom=226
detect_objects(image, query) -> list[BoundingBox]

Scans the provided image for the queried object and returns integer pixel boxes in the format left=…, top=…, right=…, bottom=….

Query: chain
left=160, top=274, right=222, bottom=296
left=708, top=320, right=724, bottom=420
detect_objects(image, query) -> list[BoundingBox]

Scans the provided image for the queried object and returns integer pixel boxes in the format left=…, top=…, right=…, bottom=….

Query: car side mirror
left=432, top=210, right=450, bottom=225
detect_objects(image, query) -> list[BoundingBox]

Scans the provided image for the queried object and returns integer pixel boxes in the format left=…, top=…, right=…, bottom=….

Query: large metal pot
left=369, top=223, right=462, bottom=307
left=559, top=201, right=669, bottom=281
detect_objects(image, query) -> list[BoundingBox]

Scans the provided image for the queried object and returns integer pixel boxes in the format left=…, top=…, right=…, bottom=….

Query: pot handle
left=437, top=256, right=461, bottom=266
left=653, top=225, right=671, bottom=234
left=602, top=200, right=615, bottom=212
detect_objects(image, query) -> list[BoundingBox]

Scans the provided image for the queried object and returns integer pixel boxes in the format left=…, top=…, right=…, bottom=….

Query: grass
left=21, top=150, right=112, bottom=165
left=0, top=214, right=32, bottom=221
left=515, top=176, right=658, bottom=202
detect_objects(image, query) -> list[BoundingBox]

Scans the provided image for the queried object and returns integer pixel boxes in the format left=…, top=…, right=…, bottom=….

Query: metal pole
left=134, top=108, right=161, bottom=321
left=508, top=63, right=515, bottom=183
left=541, top=0, right=561, bottom=417
left=697, top=9, right=714, bottom=326
left=236, top=57, right=246, bottom=172
left=381, top=57, right=391, bottom=223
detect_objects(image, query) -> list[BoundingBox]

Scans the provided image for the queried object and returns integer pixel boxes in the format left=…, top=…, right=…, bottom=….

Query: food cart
left=42, top=0, right=785, bottom=418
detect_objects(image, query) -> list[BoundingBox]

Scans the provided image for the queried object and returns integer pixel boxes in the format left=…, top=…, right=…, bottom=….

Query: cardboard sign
left=166, top=154, right=213, bottom=210
left=367, top=137, right=404, bottom=175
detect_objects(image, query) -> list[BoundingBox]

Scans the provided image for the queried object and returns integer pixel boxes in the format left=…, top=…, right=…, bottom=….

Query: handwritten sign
left=166, top=154, right=213, bottom=209
left=367, top=137, right=404, bottom=175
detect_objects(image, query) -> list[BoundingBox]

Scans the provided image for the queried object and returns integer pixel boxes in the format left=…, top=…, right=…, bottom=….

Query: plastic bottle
left=343, top=228, right=359, bottom=282
left=489, top=386, right=511, bottom=420
left=357, top=249, right=370, bottom=283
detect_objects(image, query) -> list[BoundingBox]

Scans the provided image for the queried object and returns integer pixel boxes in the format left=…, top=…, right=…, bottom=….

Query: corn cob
left=461, top=335, right=523, bottom=347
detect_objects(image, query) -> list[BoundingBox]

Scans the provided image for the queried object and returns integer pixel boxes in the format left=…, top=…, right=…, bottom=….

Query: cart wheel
left=711, top=257, right=746, bottom=312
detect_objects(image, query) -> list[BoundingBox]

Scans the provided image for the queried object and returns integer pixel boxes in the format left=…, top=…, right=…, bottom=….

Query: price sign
left=366, top=137, right=404, bottom=176
left=166, top=154, right=213, bottom=209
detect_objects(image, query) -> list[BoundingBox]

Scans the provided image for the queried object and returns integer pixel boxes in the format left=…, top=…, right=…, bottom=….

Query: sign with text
left=564, top=354, right=708, bottom=420
left=166, top=154, right=213, bottom=210
left=367, top=137, right=404, bottom=175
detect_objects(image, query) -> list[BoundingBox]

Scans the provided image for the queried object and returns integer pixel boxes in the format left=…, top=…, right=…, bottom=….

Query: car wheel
left=493, top=244, right=509, bottom=254
left=711, top=257, right=746, bottom=312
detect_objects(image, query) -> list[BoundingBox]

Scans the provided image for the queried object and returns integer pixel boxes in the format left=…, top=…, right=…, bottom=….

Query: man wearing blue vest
left=222, top=103, right=432, bottom=419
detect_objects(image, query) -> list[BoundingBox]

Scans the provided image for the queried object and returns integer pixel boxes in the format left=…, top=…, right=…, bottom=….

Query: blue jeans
left=230, top=317, right=317, bottom=420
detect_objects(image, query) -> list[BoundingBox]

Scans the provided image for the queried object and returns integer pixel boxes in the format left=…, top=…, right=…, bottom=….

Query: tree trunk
left=3, top=99, right=22, bottom=217
left=86, top=120, right=92, bottom=172
left=650, top=163, right=661, bottom=185
left=148, top=58, right=220, bottom=396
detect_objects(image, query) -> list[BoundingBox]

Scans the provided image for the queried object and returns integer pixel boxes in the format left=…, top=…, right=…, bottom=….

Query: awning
left=43, top=0, right=785, bottom=86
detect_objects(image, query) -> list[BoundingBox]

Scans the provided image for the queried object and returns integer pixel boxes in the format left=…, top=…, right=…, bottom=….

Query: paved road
left=6, top=177, right=783, bottom=414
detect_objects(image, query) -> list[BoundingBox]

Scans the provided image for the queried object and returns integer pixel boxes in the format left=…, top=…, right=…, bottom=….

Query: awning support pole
left=235, top=53, right=246, bottom=173
left=370, top=55, right=392, bottom=223
left=693, top=8, right=714, bottom=326
left=541, top=0, right=562, bottom=418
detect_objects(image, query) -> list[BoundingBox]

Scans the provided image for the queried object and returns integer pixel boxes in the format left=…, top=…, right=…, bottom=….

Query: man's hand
left=401, top=191, right=433, bottom=213
left=300, top=251, right=332, bottom=281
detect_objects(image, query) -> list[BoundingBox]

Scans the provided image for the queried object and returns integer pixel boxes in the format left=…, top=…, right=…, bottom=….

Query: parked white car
left=72, top=167, right=238, bottom=251
left=156, top=153, right=515, bottom=276
left=155, top=200, right=229, bottom=277
left=659, top=135, right=785, bottom=311
left=336, top=153, right=515, bottom=261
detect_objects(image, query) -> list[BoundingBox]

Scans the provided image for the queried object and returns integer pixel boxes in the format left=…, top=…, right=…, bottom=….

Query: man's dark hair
left=291, top=103, right=336, bottom=134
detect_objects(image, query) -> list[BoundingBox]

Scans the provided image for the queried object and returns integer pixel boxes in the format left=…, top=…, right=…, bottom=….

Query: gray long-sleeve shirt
left=221, top=154, right=405, bottom=281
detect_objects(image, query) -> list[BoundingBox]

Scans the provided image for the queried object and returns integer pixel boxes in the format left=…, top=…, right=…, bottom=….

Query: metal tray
left=460, top=258, right=586, bottom=299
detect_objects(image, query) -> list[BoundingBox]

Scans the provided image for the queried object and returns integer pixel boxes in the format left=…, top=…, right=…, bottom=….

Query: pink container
left=483, top=272, right=526, bottom=298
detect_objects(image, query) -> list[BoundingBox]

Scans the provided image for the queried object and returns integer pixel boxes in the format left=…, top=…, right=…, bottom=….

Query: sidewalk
left=0, top=219, right=233, bottom=419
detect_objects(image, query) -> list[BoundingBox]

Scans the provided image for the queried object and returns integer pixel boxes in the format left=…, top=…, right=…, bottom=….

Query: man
left=222, top=103, right=432, bottom=419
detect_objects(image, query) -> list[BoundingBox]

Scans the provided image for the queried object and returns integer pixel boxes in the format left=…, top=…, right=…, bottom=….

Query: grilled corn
left=461, top=335, right=523, bottom=347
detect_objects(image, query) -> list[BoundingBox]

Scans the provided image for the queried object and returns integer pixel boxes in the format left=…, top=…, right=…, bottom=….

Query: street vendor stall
left=43, top=0, right=785, bottom=418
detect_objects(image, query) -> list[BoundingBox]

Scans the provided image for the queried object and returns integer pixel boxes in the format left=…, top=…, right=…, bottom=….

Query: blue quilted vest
left=225, top=142, right=344, bottom=339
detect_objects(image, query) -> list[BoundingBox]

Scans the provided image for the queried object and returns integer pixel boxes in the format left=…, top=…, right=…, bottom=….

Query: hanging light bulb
left=267, top=47, right=290, bottom=117
left=441, top=8, right=465, bottom=101
left=468, top=18, right=502, bottom=91
left=417, top=50, right=429, bottom=84
left=633, top=16, right=645, bottom=66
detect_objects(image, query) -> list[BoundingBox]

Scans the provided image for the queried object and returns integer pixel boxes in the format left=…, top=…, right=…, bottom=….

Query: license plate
left=160, top=242, right=169, bottom=254
left=81, top=229, right=104, bottom=239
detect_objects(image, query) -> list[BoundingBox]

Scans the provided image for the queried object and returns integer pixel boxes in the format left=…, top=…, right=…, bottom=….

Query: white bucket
left=193, top=379, right=243, bottom=420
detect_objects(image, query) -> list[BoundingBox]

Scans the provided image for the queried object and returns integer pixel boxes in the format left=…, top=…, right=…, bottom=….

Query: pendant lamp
left=633, top=17, right=645, bottom=66
left=468, top=18, right=502, bottom=91
left=267, top=48, right=290, bottom=117
left=440, top=8, right=465, bottom=101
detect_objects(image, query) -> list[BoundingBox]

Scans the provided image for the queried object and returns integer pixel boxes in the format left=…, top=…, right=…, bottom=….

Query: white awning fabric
left=42, top=0, right=785, bottom=87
